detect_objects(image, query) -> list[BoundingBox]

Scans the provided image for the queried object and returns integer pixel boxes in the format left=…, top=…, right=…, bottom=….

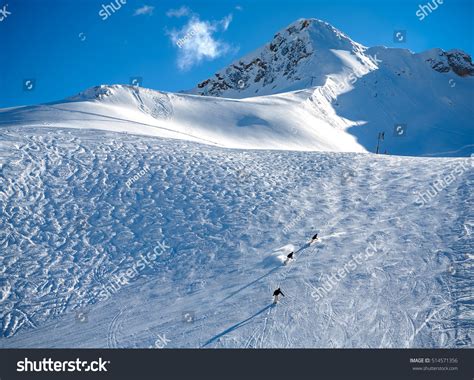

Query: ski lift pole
left=376, top=132, right=384, bottom=154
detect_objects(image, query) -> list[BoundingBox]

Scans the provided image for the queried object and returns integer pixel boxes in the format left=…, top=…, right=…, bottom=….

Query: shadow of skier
left=295, top=243, right=310, bottom=253
left=221, top=266, right=280, bottom=302
left=220, top=242, right=311, bottom=303
left=201, top=303, right=274, bottom=348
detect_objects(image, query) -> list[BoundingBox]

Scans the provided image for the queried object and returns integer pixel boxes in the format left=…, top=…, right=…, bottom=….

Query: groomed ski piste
left=0, top=18, right=473, bottom=348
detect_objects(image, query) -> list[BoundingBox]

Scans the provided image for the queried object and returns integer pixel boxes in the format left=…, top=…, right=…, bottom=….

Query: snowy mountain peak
left=189, top=18, right=474, bottom=100
left=189, top=18, right=371, bottom=98
left=68, top=84, right=157, bottom=103
left=68, top=84, right=115, bottom=101
left=282, top=18, right=363, bottom=51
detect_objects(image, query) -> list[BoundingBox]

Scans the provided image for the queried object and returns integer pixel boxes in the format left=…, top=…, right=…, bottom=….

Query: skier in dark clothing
left=310, top=233, right=319, bottom=244
left=273, top=288, right=285, bottom=304
left=284, top=251, right=294, bottom=265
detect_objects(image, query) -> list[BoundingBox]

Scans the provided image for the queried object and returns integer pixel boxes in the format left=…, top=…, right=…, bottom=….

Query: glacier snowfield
left=0, top=127, right=472, bottom=348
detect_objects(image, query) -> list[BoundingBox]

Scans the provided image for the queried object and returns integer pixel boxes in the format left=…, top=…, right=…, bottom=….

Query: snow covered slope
left=0, top=85, right=365, bottom=153
left=0, top=77, right=471, bottom=157
left=0, top=127, right=472, bottom=348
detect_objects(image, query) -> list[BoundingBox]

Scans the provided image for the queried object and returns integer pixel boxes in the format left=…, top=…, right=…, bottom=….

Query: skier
left=284, top=251, right=294, bottom=265
left=273, top=288, right=285, bottom=304
left=310, top=233, right=319, bottom=244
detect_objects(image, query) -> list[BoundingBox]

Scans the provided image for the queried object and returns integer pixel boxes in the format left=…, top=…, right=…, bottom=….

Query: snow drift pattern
left=0, top=128, right=472, bottom=347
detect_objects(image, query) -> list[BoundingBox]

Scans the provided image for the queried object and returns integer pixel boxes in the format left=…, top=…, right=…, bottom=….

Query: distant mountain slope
left=187, top=18, right=473, bottom=156
left=0, top=85, right=366, bottom=152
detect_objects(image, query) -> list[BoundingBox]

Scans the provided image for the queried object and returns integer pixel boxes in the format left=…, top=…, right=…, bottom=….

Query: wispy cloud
left=134, top=5, right=154, bottom=16
left=166, top=6, right=191, bottom=18
left=220, top=14, right=233, bottom=31
left=166, top=10, right=235, bottom=71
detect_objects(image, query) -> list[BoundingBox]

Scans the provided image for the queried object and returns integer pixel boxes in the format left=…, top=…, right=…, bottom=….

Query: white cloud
left=167, top=11, right=235, bottom=71
left=166, top=6, right=191, bottom=18
left=134, top=5, right=154, bottom=16
left=220, top=14, right=233, bottom=31
left=235, top=5, right=243, bottom=11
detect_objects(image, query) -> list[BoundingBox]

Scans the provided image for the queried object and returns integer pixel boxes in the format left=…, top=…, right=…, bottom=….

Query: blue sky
left=0, top=0, right=472, bottom=107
